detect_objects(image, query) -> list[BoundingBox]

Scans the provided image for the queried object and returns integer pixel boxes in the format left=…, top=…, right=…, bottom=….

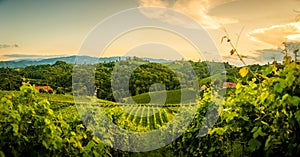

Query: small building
left=34, top=86, right=53, bottom=92
left=223, top=82, right=236, bottom=88
left=174, top=60, right=181, bottom=64
left=200, top=85, right=207, bottom=91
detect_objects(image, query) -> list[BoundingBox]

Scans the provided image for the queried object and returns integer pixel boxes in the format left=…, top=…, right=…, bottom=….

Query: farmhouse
left=223, top=82, right=236, bottom=88
left=34, top=86, right=53, bottom=92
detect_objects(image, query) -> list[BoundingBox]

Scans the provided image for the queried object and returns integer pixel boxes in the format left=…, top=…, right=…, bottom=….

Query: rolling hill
left=0, top=56, right=171, bottom=68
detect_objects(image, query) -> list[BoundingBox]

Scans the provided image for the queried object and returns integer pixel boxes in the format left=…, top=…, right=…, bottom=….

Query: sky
left=0, top=0, right=300, bottom=65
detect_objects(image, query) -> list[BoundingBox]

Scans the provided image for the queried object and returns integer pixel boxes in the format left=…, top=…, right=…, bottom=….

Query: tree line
left=0, top=58, right=243, bottom=101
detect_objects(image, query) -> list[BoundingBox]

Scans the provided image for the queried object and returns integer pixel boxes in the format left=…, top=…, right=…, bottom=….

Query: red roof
left=35, top=86, right=53, bottom=91
left=223, top=82, right=236, bottom=88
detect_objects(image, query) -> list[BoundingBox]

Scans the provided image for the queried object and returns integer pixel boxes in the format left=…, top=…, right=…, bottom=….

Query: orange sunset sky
left=0, top=0, right=300, bottom=65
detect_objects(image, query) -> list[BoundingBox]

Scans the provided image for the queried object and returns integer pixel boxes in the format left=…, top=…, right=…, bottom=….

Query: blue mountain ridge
left=0, top=56, right=172, bottom=68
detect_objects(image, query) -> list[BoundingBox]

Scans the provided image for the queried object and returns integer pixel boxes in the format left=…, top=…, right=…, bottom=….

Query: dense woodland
left=0, top=58, right=267, bottom=100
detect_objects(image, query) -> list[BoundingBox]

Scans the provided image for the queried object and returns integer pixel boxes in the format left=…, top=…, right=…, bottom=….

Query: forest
left=0, top=58, right=263, bottom=97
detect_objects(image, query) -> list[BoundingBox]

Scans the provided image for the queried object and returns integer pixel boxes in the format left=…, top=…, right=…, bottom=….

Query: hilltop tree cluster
left=0, top=59, right=240, bottom=101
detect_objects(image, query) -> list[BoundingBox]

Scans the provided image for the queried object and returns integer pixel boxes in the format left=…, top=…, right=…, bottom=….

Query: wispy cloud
left=0, top=44, right=19, bottom=49
left=248, top=22, right=300, bottom=47
left=3, top=54, right=63, bottom=58
left=222, top=54, right=264, bottom=65
left=138, top=0, right=238, bottom=29
left=0, top=54, right=67, bottom=61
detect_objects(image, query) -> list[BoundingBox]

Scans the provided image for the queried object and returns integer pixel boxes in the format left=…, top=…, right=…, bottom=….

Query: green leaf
left=235, top=82, right=242, bottom=89
left=239, top=67, right=249, bottom=77
left=251, top=126, right=258, bottom=133
left=0, top=151, right=5, bottom=157
left=253, top=127, right=266, bottom=139
left=295, top=111, right=300, bottom=124
left=208, top=147, right=215, bottom=153
left=85, top=141, right=95, bottom=151
left=11, top=124, right=19, bottom=135
left=189, top=147, right=194, bottom=153
left=282, top=94, right=290, bottom=101
left=212, top=128, right=225, bottom=135
left=264, top=135, right=273, bottom=150
left=261, top=121, right=269, bottom=127
left=262, top=66, right=273, bottom=76
left=290, top=96, right=300, bottom=106
left=286, top=72, right=296, bottom=87
left=248, top=138, right=262, bottom=152
left=274, top=82, right=286, bottom=93
left=70, top=131, right=76, bottom=136
left=225, top=112, right=238, bottom=122
left=44, top=118, right=51, bottom=125
left=42, top=140, right=49, bottom=149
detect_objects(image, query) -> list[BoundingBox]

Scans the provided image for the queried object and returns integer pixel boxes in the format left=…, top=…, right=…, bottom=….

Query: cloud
left=254, top=48, right=285, bottom=62
left=3, top=54, right=63, bottom=58
left=0, top=54, right=67, bottom=61
left=282, top=41, right=300, bottom=52
left=222, top=47, right=287, bottom=65
left=222, top=54, right=264, bottom=65
left=0, top=44, right=19, bottom=49
left=138, top=0, right=238, bottom=29
left=248, top=22, right=300, bottom=47
left=0, top=54, right=68, bottom=61
left=139, top=0, right=169, bottom=7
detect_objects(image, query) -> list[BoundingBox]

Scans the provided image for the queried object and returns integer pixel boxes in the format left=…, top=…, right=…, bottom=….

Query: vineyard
left=2, top=0, right=300, bottom=156
left=0, top=61, right=300, bottom=156
left=104, top=105, right=191, bottom=131
left=0, top=88, right=194, bottom=133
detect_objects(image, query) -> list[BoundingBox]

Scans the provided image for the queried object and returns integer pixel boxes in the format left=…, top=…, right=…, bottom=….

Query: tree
left=53, top=61, right=67, bottom=66
left=39, top=88, right=46, bottom=93
left=56, top=87, right=64, bottom=94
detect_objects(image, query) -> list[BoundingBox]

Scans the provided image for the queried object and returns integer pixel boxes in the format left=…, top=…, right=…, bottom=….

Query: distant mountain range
left=0, top=56, right=171, bottom=68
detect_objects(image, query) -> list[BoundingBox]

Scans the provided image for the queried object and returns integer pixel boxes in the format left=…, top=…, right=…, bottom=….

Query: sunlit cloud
left=248, top=22, right=300, bottom=47
left=0, top=56, right=10, bottom=61
left=139, top=0, right=169, bottom=7
left=138, top=0, right=238, bottom=29
left=286, top=34, right=300, bottom=40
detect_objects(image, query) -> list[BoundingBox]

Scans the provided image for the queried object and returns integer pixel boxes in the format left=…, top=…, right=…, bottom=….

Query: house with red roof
left=34, top=86, right=53, bottom=92
left=223, top=82, right=236, bottom=88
